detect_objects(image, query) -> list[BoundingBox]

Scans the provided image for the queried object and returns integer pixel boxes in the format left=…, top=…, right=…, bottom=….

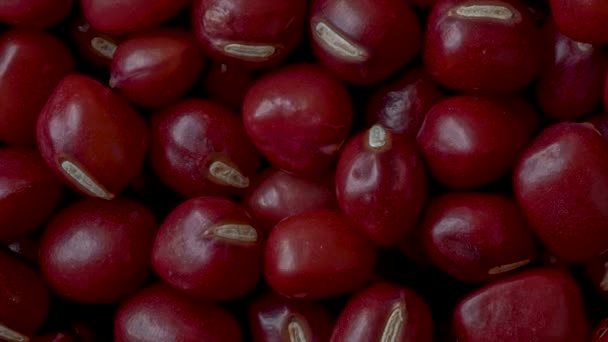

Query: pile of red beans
left=2, top=0, right=608, bottom=341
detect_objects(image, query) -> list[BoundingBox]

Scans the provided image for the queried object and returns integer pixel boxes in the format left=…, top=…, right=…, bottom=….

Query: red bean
left=0, top=0, right=73, bottom=28
left=453, top=269, right=589, bottom=341
left=110, top=29, right=206, bottom=109
left=39, top=199, right=157, bottom=303
left=422, top=193, right=537, bottom=282
left=424, top=0, right=543, bottom=93
left=550, top=0, right=608, bottom=44
left=535, top=18, right=607, bottom=121
left=192, top=0, right=307, bottom=69
left=336, top=124, right=428, bottom=247
left=114, top=284, right=242, bottom=342
left=81, top=0, right=189, bottom=34
left=243, top=168, right=338, bottom=232
left=0, top=29, right=74, bottom=146
left=0, top=147, right=62, bottom=241
left=243, top=64, right=353, bottom=176
left=365, top=68, right=443, bottom=137
left=417, top=95, right=538, bottom=189
left=514, top=122, right=608, bottom=262
left=249, top=292, right=334, bottom=342
left=150, top=99, right=261, bottom=198
left=152, top=197, right=264, bottom=301
left=0, top=250, right=50, bottom=338
left=331, top=282, right=434, bottom=342
left=264, top=210, right=377, bottom=300
left=309, top=0, right=421, bottom=85
left=36, top=74, right=148, bottom=200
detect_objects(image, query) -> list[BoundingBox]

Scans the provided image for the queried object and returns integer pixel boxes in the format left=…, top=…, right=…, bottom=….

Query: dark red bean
left=192, top=0, right=307, bottom=69
left=0, top=29, right=74, bottom=146
left=397, top=226, right=431, bottom=268
left=69, top=17, right=124, bottom=68
left=202, top=61, right=255, bottom=111
left=417, top=95, right=538, bottom=190
left=335, top=125, right=428, bottom=247
left=81, top=0, right=189, bottom=34
left=365, top=68, right=443, bottom=137
left=39, top=199, right=157, bottom=304
left=605, top=78, right=608, bottom=113
left=243, top=169, right=338, bottom=232
left=150, top=99, right=261, bottom=198
left=110, top=29, right=206, bottom=109
left=331, top=283, right=434, bottom=342
left=264, top=210, right=377, bottom=300
left=585, top=254, right=608, bottom=300
left=249, top=292, right=334, bottom=342
left=152, top=197, right=264, bottom=301
left=114, top=284, right=242, bottom=342
left=588, top=113, right=608, bottom=141
left=0, top=250, right=49, bottom=338
left=0, top=0, right=73, bottom=28
left=309, top=0, right=421, bottom=85
left=409, top=0, right=439, bottom=8
left=535, top=18, right=607, bottom=121
left=422, top=193, right=537, bottom=282
left=453, top=269, right=589, bottom=341
left=36, top=74, right=148, bottom=200
left=550, top=0, right=608, bottom=44
left=592, top=319, right=608, bottom=342
left=32, top=333, right=75, bottom=342
left=243, top=64, right=353, bottom=176
left=514, top=122, right=608, bottom=262
left=424, top=0, right=543, bottom=93
left=3, top=236, right=40, bottom=266
left=0, top=148, right=62, bottom=241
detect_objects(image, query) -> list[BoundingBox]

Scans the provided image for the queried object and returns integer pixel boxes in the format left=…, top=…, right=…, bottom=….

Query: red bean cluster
left=1, top=0, right=608, bottom=341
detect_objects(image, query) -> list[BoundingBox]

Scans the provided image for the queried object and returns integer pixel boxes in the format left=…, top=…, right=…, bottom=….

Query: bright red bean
left=514, top=122, right=608, bottom=262
left=422, top=193, right=537, bottom=282
left=39, top=199, right=158, bottom=304
left=335, top=124, right=428, bottom=247
left=81, top=0, right=189, bottom=34
left=249, top=292, right=334, bottom=342
left=424, top=0, right=543, bottom=93
left=331, top=282, right=434, bottom=342
left=150, top=99, right=261, bottom=198
left=535, top=18, right=607, bottom=121
left=0, top=148, right=62, bottom=241
left=0, top=250, right=50, bottom=338
left=365, top=68, right=443, bottom=137
left=114, top=284, right=242, bottom=342
left=192, top=0, right=307, bottom=69
left=243, top=169, right=338, bottom=232
left=243, top=64, right=353, bottom=176
left=110, top=29, right=206, bottom=109
left=37, top=74, right=148, bottom=200
left=417, top=96, right=538, bottom=189
left=453, top=269, right=589, bottom=341
left=309, top=0, right=421, bottom=85
left=0, top=29, right=74, bottom=146
left=152, top=197, right=264, bottom=301
left=550, top=0, right=608, bottom=44
left=0, top=0, right=73, bottom=28
left=264, top=210, right=377, bottom=300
